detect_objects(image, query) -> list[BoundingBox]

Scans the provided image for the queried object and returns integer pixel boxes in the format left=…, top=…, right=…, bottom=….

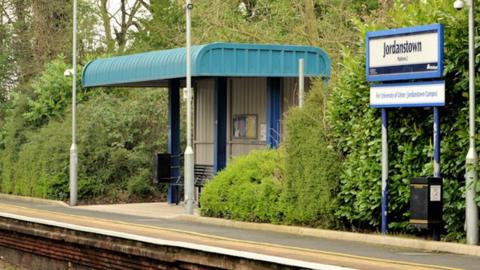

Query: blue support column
left=168, top=79, right=181, bottom=204
left=432, top=107, right=441, bottom=241
left=214, top=77, right=227, bottom=173
left=267, top=78, right=281, bottom=148
left=433, top=107, right=441, bottom=177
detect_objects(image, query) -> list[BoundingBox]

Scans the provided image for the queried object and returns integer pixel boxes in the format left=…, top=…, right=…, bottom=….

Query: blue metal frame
left=366, top=24, right=444, bottom=82
left=267, top=78, right=281, bottom=148
left=214, top=77, right=227, bottom=173
left=168, top=79, right=181, bottom=204
left=433, top=107, right=440, bottom=177
left=370, top=80, right=445, bottom=108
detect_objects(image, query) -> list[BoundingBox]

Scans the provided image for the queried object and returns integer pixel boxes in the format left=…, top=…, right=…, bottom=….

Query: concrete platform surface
left=0, top=195, right=479, bottom=269
left=76, top=202, right=198, bottom=219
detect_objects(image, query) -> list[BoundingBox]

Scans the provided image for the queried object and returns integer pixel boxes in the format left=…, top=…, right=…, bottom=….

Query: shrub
left=328, top=0, right=475, bottom=238
left=23, top=57, right=87, bottom=128
left=127, top=169, right=156, bottom=198
left=200, top=150, right=284, bottom=223
left=200, top=101, right=342, bottom=229
left=0, top=89, right=171, bottom=201
left=281, top=81, right=341, bottom=228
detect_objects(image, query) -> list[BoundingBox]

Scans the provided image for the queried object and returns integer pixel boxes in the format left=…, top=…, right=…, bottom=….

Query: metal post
left=168, top=80, right=181, bottom=204
left=433, top=107, right=440, bottom=178
left=184, top=0, right=194, bottom=215
left=465, top=0, right=478, bottom=245
left=433, top=106, right=441, bottom=241
left=381, top=108, right=388, bottom=234
left=69, top=0, right=78, bottom=207
left=299, top=59, right=305, bottom=108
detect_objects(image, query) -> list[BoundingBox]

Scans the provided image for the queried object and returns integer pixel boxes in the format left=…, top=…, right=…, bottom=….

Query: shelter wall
left=193, top=77, right=309, bottom=166
left=194, top=79, right=215, bottom=165
left=228, top=78, right=268, bottom=159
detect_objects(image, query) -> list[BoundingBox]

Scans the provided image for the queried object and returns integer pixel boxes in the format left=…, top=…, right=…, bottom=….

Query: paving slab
left=76, top=202, right=199, bottom=219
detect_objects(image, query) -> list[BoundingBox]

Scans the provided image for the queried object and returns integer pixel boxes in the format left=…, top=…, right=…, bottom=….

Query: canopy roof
left=82, top=43, right=330, bottom=88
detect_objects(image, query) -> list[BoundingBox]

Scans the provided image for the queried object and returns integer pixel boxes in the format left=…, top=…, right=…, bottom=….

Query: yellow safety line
left=0, top=203, right=462, bottom=270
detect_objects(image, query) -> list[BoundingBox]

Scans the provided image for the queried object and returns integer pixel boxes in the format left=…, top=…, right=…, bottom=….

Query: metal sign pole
left=433, top=107, right=440, bottom=178
left=433, top=106, right=441, bottom=241
left=184, top=0, right=194, bottom=215
left=381, top=108, right=388, bottom=234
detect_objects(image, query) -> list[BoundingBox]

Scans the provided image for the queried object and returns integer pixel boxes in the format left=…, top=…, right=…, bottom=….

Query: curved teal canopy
left=82, top=43, right=330, bottom=88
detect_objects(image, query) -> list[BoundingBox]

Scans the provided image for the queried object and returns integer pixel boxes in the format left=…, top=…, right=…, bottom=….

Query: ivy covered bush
left=329, top=0, right=476, bottom=240
left=201, top=1, right=478, bottom=241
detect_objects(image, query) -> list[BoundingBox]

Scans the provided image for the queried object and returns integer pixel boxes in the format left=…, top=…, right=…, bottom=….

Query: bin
left=409, top=177, right=443, bottom=229
left=154, top=153, right=171, bottom=184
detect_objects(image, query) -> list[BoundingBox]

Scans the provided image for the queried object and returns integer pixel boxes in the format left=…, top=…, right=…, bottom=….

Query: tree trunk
left=31, top=0, right=71, bottom=73
left=99, top=0, right=115, bottom=52
left=12, top=0, right=34, bottom=83
left=304, top=0, right=319, bottom=45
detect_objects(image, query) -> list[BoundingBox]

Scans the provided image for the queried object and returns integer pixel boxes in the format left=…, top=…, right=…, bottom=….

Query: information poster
left=233, top=115, right=257, bottom=139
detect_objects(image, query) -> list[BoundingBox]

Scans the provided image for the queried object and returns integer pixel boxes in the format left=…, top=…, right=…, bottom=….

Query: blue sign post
left=366, top=24, right=444, bottom=235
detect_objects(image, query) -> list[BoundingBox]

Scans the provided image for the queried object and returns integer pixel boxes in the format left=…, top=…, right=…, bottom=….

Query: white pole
left=184, top=0, right=194, bottom=215
left=69, top=0, right=78, bottom=206
left=381, top=109, right=388, bottom=234
left=465, top=0, right=478, bottom=245
left=298, top=59, right=305, bottom=108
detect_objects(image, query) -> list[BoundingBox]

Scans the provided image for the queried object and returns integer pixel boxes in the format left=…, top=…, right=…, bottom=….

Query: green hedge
left=0, top=89, right=171, bottom=202
left=200, top=83, right=341, bottom=228
left=328, top=0, right=475, bottom=240
left=281, top=81, right=341, bottom=228
left=200, top=150, right=284, bottom=222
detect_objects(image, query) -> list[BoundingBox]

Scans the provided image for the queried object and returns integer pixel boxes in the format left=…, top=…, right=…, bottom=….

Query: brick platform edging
left=0, top=193, right=68, bottom=207
left=177, top=214, right=480, bottom=257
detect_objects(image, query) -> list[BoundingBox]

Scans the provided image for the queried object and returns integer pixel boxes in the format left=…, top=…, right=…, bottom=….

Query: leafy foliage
left=201, top=84, right=342, bottom=228
left=328, top=0, right=477, bottom=239
left=281, top=81, right=342, bottom=228
left=0, top=84, right=171, bottom=201
left=132, top=0, right=185, bottom=52
left=200, top=150, right=284, bottom=223
left=23, top=57, right=87, bottom=128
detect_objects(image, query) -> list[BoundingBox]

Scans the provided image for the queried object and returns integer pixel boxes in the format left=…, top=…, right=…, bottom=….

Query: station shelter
left=82, top=43, right=330, bottom=203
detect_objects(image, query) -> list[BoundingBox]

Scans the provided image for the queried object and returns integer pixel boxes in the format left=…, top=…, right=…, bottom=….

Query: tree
left=11, top=0, right=33, bottom=83
left=0, top=0, right=14, bottom=101
left=31, top=0, right=72, bottom=74
left=98, top=0, right=149, bottom=52
left=132, top=0, right=184, bottom=51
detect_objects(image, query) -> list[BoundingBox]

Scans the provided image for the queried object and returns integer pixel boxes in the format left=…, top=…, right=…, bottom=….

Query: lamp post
left=184, top=0, right=194, bottom=215
left=455, top=0, right=478, bottom=245
left=298, top=59, right=305, bottom=108
left=69, top=0, right=78, bottom=207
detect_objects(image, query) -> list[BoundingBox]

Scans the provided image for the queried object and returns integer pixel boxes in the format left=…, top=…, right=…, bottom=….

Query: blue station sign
left=366, top=24, right=444, bottom=82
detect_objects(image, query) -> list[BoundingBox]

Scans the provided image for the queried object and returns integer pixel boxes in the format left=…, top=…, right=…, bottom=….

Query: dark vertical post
left=381, top=108, right=388, bottom=234
left=433, top=107, right=440, bottom=177
left=214, top=77, right=227, bottom=173
left=267, top=78, right=281, bottom=148
left=433, top=106, right=441, bottom=241
left=168, top=79, right=181, bottom=204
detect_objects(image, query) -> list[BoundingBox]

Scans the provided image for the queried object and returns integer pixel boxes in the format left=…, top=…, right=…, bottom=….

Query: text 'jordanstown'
left=383, top=40, right=422, bottom=58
